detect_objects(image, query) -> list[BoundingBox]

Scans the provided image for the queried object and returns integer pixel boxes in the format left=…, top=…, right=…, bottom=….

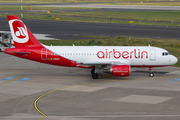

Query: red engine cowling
left=104, top=65, right=130, bottom=77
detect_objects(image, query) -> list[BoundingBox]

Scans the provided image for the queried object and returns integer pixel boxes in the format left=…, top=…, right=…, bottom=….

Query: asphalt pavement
left=0, top=16, right=180, bottom=40
left=0, top=52, right=180, bottom=120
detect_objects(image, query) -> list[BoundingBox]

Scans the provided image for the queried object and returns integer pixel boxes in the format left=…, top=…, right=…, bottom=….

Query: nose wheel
left=149, top=67, right=154, bottom=77
left=149, top=72, right=154, bottom=77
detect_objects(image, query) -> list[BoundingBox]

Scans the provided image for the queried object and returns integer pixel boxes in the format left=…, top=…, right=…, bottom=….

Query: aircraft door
left=41, top=48, right=47, bottom=60
left=150, top=49, right=156, bottom=61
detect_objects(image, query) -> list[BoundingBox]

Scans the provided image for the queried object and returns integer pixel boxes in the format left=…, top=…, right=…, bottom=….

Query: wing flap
left=77, top=59, right=131, bottom=67
left=78, top=61, right=122, bottom=66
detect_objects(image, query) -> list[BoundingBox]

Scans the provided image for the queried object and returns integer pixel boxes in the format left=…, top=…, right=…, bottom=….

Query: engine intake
left=104, top=65, right=130, bottom=77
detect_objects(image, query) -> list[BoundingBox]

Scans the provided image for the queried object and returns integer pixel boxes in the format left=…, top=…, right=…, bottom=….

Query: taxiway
left=0, top=53, right=180, bottom=120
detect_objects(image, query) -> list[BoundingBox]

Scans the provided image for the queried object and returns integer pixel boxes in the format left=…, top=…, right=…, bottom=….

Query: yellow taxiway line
left=34, top=80, right=123, bottom=120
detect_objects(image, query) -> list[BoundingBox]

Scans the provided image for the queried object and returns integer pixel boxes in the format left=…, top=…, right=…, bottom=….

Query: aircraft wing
left=78, top=60, right=131, bottom=67
left=79, top=61, right=121, bottom=65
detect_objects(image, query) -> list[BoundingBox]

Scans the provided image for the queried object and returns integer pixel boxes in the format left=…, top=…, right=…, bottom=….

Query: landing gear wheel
left=92, top=73, right=98, bottom=79
left=149, top=72, right=154, bottom=77
left=91, top=69, right=95, bottom=74
left=149, top=67, right=154, bottom=77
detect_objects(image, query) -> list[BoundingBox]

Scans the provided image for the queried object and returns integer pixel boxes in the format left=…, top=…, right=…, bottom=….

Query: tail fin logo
left=9, top=19, right=29, bottom=43
left=16, top=27, right=26, bottom=37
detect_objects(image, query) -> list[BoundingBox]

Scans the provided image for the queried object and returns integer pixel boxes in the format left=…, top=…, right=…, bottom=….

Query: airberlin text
left=97, top=49, right=148, bottom=59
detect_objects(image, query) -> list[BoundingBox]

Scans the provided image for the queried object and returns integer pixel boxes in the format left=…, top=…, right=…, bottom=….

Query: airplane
left=5, top=15, right=178, bottom=79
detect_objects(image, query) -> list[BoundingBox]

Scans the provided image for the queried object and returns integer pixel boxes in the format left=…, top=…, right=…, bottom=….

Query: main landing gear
left=149, top=67, right=154, bottom=77
left=91, top=69, right=98, bottom=79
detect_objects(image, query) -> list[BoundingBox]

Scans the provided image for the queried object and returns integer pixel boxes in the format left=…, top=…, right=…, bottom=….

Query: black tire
left=149, top=72, right=154, bottom=77
left=91, top=69, right=95, bottom=74
left=92, top=73, right=98, bottom=79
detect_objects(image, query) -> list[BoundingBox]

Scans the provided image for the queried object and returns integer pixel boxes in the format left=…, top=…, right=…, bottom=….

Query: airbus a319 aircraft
left=5, top=15, right=178, bottom=79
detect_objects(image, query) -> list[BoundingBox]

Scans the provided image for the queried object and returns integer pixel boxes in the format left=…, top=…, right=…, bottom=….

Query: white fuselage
left=45, top=46, right=178, bottom=67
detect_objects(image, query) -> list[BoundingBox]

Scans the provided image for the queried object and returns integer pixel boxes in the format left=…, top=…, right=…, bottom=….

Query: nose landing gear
left=149, top=67, right=154, bottom=77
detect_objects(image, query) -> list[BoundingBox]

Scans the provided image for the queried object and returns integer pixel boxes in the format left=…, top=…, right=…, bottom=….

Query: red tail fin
left=7, top=15, right=42, bottom=48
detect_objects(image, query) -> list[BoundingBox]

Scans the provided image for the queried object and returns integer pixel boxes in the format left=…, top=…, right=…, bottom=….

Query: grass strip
left=36, top=11, right=180, bottom=23
left=1, top=13, right=179, bottom=27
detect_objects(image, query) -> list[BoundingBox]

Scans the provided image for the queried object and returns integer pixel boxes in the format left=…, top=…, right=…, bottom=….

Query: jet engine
left=103, top=65, right=130, bottom=77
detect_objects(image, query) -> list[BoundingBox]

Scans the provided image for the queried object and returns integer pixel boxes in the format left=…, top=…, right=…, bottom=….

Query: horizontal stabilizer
left=5, top=51, right=31, bottom=54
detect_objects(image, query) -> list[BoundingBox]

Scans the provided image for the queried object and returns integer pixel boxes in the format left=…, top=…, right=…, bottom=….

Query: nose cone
left=172, top=56, right=178, bottom=65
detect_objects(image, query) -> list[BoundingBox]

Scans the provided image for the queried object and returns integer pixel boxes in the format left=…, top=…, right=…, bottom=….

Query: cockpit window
left=162, top=52, right=171, bottom=56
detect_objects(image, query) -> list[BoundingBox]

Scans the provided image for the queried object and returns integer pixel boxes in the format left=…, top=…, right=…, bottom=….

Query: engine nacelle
left=103, top=65, right=130, bottom=77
